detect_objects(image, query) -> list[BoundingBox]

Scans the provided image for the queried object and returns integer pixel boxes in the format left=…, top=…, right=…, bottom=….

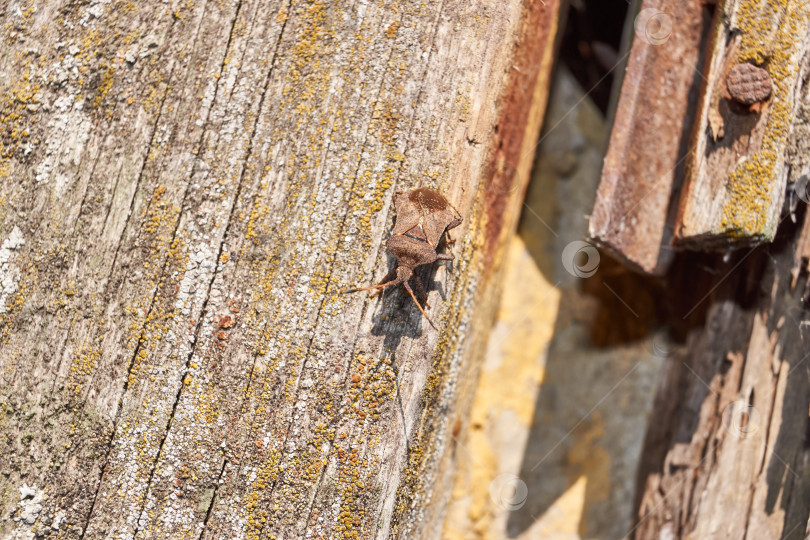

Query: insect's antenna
left=341, top=279, right=400, bottom=294
left=446, top=198, right=461, bottom=217
left=402, top=281, right=437, bottom=329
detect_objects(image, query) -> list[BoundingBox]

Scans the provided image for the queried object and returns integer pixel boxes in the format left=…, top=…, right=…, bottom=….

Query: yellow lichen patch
left=722, top=152, right=775, bottom=238
left=385, top=20, right=400, bottom=39
left=721, top=1, right=808, bottom=237
left=456, top=92, right=471, bottom=124
left=244, top=447, right=282, bottom=538
left=93, top=64, right=115, bottom=108
left=0, top=55, right=42, bottom=178
left=334, top=446, right=369, bottom=538
left=66, top=341, right=103, bottom=395
left=143, top=185, right=177, bottom=239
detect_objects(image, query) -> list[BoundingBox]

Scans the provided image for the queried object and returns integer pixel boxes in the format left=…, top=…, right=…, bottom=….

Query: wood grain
left=0, top=1, right=559, bottom=538
left=589, top=0, right=711, bottom=275
left=675, top=0, right=810, bottom=249
left=633, top=217, right=810, bottom=539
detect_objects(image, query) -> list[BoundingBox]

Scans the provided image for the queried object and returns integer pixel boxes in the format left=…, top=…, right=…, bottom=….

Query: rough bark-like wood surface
left=0, top=1, right=559, bottom=538
left=586, top=2, right=810, bottom=535
left=633, top=203, right=810, bottom=538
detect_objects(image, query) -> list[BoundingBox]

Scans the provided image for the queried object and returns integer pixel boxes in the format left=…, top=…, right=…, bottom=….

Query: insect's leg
left=445, top=231, right=456, bottom=244
left=341, top=272, right=401, bottom=294
left=402, top=281, right=436, bottom=330
left=369, top=268, right=397, bottom=299
left=411, top=274, right=430, bottom=308
left=436, top=253, right=454, bottom=261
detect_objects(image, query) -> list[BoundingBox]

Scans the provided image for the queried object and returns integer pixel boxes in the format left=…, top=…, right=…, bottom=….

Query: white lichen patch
left=34, top=93, right=92, bottom=195
left=174, top=243, right=217, bottom=318
left=0, top=226, right=25, bottom=314
left=7, top=483, right=44, bottom=540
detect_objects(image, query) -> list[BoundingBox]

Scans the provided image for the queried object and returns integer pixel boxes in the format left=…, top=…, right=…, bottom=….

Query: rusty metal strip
left=589, top=0, right=713, bottom=274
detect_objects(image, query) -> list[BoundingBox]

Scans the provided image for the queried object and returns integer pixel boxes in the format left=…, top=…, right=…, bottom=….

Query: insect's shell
left=392, top=188, right=462, bottom=247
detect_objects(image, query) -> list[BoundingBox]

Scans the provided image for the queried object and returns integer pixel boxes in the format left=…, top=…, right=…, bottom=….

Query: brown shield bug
left=342, top=187, right=462, bottom=328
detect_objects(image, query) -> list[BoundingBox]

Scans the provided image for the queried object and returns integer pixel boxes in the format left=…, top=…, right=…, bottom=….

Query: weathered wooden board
left=632, top=86, right=810, bottom=536
left=589, top=0, right=712, bottom=275
left=633, top=213, right=810, bottom=539
left=675, top=0, right=810, bottom=249
left=583, top=1, right=810, bottom=535
left=0, top=0, right=559, bottom=538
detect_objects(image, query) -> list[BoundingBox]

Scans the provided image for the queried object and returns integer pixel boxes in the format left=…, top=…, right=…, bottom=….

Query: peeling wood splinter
left=342, top=187, right=462, bottom=329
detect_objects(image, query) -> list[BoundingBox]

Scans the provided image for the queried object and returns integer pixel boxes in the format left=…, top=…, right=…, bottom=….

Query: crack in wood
left=77, top=9, right=189, bottom=537
left=81, top=1, right=246, bottom=535
left=138, top=1, right=296, bottom=533
left=198, top=456, right=229, bottom=540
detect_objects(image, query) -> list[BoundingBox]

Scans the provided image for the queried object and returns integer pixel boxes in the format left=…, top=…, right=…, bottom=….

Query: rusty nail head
left=727, top=62, right=772, bottom=106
